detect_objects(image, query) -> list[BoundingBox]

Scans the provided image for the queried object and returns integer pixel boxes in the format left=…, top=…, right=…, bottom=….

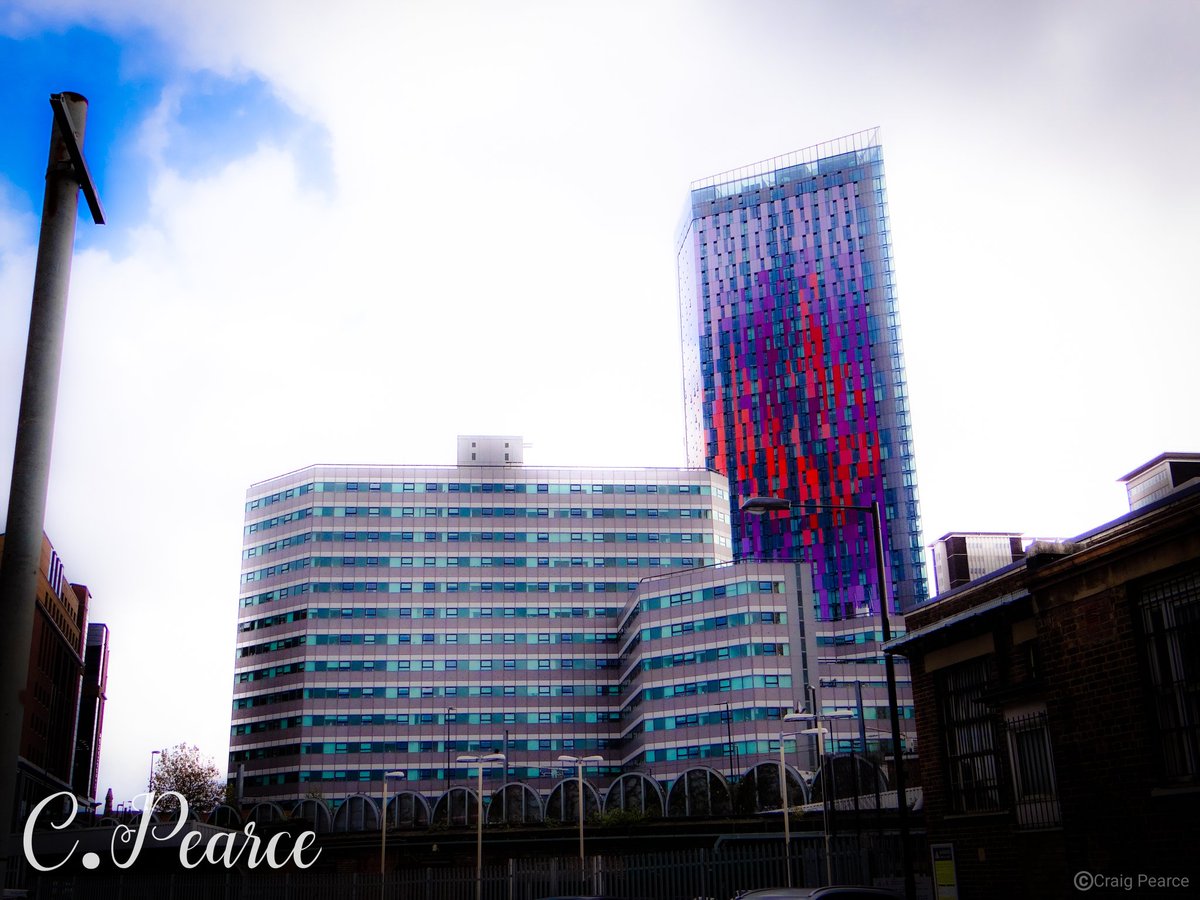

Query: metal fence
left=19, top=832, right=924, bottom=900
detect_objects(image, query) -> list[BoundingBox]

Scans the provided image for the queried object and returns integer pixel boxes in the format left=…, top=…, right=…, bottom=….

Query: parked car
left=735, top=887, right=902, bottom=900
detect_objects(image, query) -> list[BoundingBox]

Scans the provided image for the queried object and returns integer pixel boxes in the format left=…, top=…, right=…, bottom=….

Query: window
left=1138, top=566, right=1200, bottom=782
left=1003, top=707, right=1060, bottom=828
left=940, top=658, right=1002, bottom=812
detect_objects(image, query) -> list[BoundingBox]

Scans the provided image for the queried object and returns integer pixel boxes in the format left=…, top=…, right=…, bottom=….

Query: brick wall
left=903, top=494, right=1200, bottom=899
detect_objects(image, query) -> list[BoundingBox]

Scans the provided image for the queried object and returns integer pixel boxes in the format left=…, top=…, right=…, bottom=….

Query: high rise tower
left=678, top=130, right=928, bottom=617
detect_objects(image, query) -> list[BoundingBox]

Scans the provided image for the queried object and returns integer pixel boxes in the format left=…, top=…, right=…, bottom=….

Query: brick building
left=0, top=533, right=104, bottom=826
left=887, top=468, right=1198, bottom=899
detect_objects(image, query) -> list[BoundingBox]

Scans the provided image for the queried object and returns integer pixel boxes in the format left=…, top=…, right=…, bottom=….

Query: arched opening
left=733, top=761, right=809, bottom=814
left=289, top=798, right=333, bottom=833
left=603, top=772, right=665, bottom=818
left=545, top=777, right=601, bottom=825
left=386, top=791, right=432, bottom=830
left=666, top=766, right=732, bottom=817
left=331, top=794, right=380, bottom=832
left=431, top=786, right=477, bottom=827
left=487, top=782, right=544, bottom=824
left=246, top=801, right=286, bottom=827
left=206, top=804, right=243, bottom=829
left=810, top=753, right=888, bottom=804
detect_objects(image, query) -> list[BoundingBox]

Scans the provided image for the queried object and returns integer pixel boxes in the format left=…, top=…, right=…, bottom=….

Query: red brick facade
left=895, top=487, right=1200, bottom=899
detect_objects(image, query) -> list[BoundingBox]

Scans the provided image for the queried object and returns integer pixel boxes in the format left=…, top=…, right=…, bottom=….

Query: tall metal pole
left=380, top=770, right=403, bottom=900
left=380, top=778, right=388, bottom=895
left=723, top=702, right=735, bottom=780
left=778, top=738, right=791, bottom=888
left=458, top=753, right=502, bottom=900
left=872, top=501, right=914, bottom=900
left=818, top=716, right=834, bottom=885
left=444, top=707, right=455, bottom=793
left=557, top=754, right=601, bottom=891
left=475, top=764, right=484, bottom=900
left=576, top=762, right=585, bottom=883
left=148, top=749, right=161, bottom=792
left=0, top=92, right=103, bottom=887
left=742, top=497, right=914, bottom=900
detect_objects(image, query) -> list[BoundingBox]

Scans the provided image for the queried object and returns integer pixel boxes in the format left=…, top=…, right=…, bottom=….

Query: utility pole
left=0, top=92, right=104, bottom=890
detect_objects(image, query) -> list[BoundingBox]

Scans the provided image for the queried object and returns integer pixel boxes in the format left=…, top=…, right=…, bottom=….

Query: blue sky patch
left=0, top=25, right=332, bottom=253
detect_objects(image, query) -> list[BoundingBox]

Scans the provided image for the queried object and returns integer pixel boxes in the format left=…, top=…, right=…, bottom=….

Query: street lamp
left=557, top=754, right=603, bottom=891
left=787, top=705, right=855, bottom=885
left=775, top=727, right=804, bottom=888
left=457, top=752, right=505, bottom=900
left=445, top=707, right=457, bottom=792
left=741, top=496, right=914, bottom=900
left=380, top=770, right=406, bottom=900
left=148, top=749, right=161, bottom=793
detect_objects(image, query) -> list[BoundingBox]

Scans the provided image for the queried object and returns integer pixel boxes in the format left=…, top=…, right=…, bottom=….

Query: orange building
left=0, top=533, right=95, bottom=823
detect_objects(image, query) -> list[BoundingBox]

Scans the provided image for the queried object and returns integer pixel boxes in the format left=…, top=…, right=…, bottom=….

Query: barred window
left=1003, top=708, right=1060, bottom=828
left=1138, top=567, right=1200, bottom=782
left=940, top=657, right=1002, bottom=812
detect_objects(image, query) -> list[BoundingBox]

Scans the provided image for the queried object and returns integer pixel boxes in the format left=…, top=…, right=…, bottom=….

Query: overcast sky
left=2, top=0, right=1197, bottom=805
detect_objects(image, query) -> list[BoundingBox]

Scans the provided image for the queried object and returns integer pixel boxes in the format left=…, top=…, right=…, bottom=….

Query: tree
left=149, top=743, right=225, bottom=817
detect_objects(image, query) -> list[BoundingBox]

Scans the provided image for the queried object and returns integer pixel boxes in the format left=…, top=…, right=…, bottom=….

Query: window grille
left=1138, top=567, right=1200, bottom=782
left=1002, top=710, right=1060, bottom=828
left=939, top=658, right=1002, bottom=812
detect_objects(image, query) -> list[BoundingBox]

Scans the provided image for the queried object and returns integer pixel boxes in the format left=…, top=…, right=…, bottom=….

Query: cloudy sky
left=2, top=0, right=1197, bottom=804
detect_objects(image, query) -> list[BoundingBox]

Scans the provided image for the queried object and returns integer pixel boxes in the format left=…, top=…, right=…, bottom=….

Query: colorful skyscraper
left=678, top=129, right=928, bottom=618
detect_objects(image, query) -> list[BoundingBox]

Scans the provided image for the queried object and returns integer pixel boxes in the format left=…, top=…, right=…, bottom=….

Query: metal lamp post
left=557, top=754, right=603, bottom=891
left=741, top=496, right=914, bottom=900
left=457, top=752, right=505, bottom=900
left=775, top=728, right=803, bottom=888
left=787, top=706, right=855, bottom=885
left=444, top=707, right=457, bottom=792
left=380, top=770, right=405, bottom=900
left=148, top=749, right=161, bottom=792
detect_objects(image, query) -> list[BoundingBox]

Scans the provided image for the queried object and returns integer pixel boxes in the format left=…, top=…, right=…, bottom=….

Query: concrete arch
left=810, top=752, right=888, bottom=804
left=604, top=772, right=665, bottom=818
left=290, top=798, right=333, bottom=833
left=487, top=782, right=544, bottom=824
left=432, top=786, right=476, bottom=827
left=206, top=804, right=243, bottom=828
left=666, top=766, right=732, bottom=817
left=545, top=777, right=602, bottom=825
left=331, top=793, right=380, bottom=832
left=385, top=791, right=432, bottom=830
left=247, top=801, right=287, bottom=826
left=733, top=761, right=809, bottom=814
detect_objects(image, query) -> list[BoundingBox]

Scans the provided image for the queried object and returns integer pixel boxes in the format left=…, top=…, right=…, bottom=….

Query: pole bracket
left=49, top=93, right=105, bottom=225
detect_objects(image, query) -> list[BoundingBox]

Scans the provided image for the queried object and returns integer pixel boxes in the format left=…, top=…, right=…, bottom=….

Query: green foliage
left=588, top=807, right=648, bottom=828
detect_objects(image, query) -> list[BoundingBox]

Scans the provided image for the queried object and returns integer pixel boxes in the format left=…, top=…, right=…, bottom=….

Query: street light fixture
left=787, top=706, right=855, bottom=886
left=380, top=770, right=406, bottom=900
left=774, top=727, right=805, bottom=888
left=148, top=749, right=161, bottom=793
left=445, top=707, right=457, bottom=793
left=557, top=754, right=603, bottom=891
left=457, top=752, right=505, bottom=900
left=741, top=496, right=914, bottom=900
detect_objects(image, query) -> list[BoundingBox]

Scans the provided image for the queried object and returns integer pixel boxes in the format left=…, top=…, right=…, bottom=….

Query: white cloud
left=1, top=0, right=1198, bottom=802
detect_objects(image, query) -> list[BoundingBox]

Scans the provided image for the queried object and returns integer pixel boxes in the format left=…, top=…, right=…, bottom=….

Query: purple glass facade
left=678, top=130, right=928, bottom=617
